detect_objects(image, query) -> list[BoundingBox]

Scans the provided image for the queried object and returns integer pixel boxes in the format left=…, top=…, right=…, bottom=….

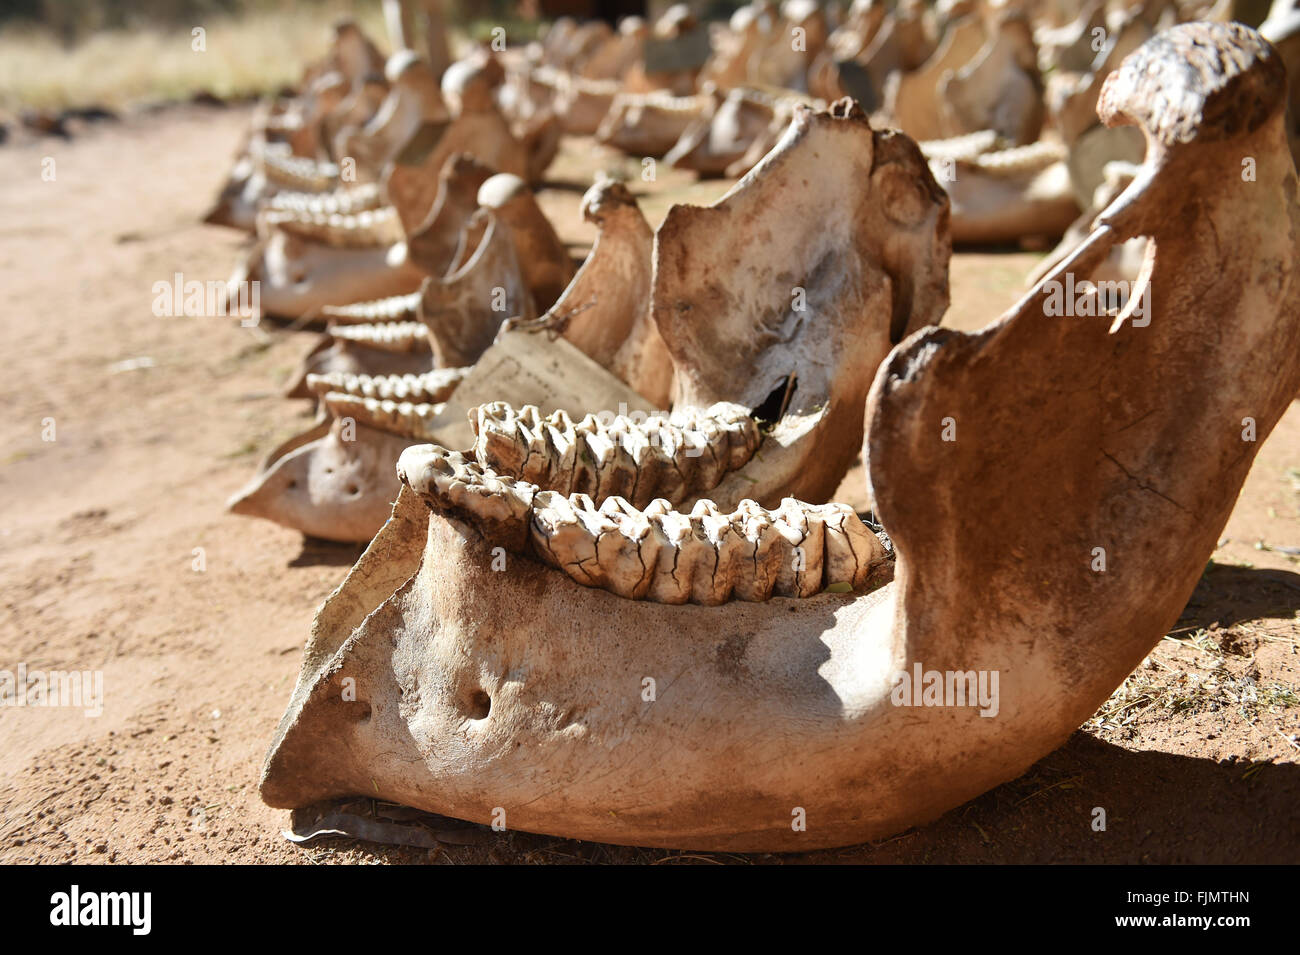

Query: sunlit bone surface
left=261, top=23, right=1300, bottom=851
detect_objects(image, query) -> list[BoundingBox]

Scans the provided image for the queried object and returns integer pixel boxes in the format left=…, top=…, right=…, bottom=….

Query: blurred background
left=0, top=0, right=731, bottom=111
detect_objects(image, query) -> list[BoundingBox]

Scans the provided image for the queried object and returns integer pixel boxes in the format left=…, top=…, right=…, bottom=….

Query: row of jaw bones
left=259, top=21, right=1300, bottom=852
left=231, top=98, right=952, bottom=543
left=209, top=47, right=548, bottom=237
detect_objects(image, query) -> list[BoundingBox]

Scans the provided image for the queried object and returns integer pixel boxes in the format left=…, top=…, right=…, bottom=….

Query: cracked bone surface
left=506, top=178, right=673, bottom=408
left=471, top=401, right=760, bottom=508
left=396, top=443, right=889, bottom=603
left=261, top=23, right=1300, bottom=850
left=654, top=98, right=950, bottom=507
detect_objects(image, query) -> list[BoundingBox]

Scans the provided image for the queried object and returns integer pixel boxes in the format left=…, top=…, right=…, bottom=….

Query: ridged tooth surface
left=305, top=367, right=468, bottom=403
left=399, top=445, right=888, bottom=605
left=398, top=448, right=537, bottom=551
left=260, top=151, right=340, bottom=191
left=321, top=394, right=447, bottom=441
left=327, top=321, right=430, bottom=353
left=263, top=205, right=403, bottom=248
left=471, top=401, right=760, bottom=508
left=320, top=291, right=421, bottom=324
left=266, top=182, right=385, bottom=216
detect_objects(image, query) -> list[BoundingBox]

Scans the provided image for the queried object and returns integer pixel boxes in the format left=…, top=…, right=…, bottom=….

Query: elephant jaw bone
left=595, top=91, right=714, bottom=158
left=938, top=12, right=1044, bottom=145
left=550, top=73, right=621, bottom=136
left=663, top=87, right=780, bottom=177
left=476, top=173, right=574, bottom=313
left=404, top=153, right=496, bottom=274
left=505, top=178, right=674, bottom=409
left=653, top=98, right=950, bottom=506
left=936, top=139, right=1080, bottom=246
left=334, top=50, right=449, bottom=179
left=470, top=400, right=761, bottom=509
left=262, top=21, right=1300, bottom=851
left=382, top=54, right=528, bottom=232
left=236, top=229, right=425, bottom=322
left=226, top=412, right=413, bottom=544
left=577, top=16, right=648, bottom=80
left=884, top=13, right=986, bottom=142
left=283, top=321, right=432, bottom=400
left=264, top=181, right=385, bottom=219
left=418, top=207, right=534, bottom=368
left=317, top=290, right=420, bottom=325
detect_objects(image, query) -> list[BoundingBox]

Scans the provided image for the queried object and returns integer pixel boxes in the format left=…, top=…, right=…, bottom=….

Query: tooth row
left=965, top=141, right=1066, bottom=176
left=322, top=394, right=448, bottom=441
left=399, top=448, right=538, bottom=551
left=918, top=129, right=1000, bottom=163
left=306, top=367, right=468, bottom=403
left=327, top=321, right=430, bottom=353
left=397, top=445, right=886, bottom=605
left=260, top=151, right=340, bottom=191
left=263, top=206, right=404, bottom=248
left=266, top=182, right=385, bottom=216
left=319, top=292, right=421, bottom=325
left=471, top=401, right=761, bottom=508
left=615, top=90, right=713, bottom=113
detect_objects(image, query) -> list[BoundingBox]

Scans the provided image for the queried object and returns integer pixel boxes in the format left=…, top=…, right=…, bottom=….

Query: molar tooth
left=470, top=400, right=760, bottom=508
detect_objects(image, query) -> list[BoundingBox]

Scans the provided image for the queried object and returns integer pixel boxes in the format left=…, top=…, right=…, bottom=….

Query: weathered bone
left=405, top=153, right=496, bottom=273
left=504, top=178, right=673, bottom=408
left=937, top=140, right=1080, bottom=245
left=283, top=322, right=432, bottom=400
left=260, top=23, right=1300, bottom=851
left=259, top=205, right=406, bottom=248
left=885, top=13, right=985, bottom=142
left=419, top=207, right=533, bottom=368
left=382, top=55, right=529, bottom=232
left=938, top=12, right=1043, bottom=145
left=235, top=229, right=425, bottom=321
left=470, top=400, right=759, bottom=508
left=226, top=413, right=413, bottom=543
left=320, top=393, right=447, bottom=442
left=334, top=50, right=448, bottom=178
left=397, top=442, right=888, bottom=604
left=476, top=173, right=574, bottom=312
left=654, top=98, right=949, bottom=506
left=595, top=91, right=714, bottom=158
left=664, top=87, right=779, bottom=176
left=265, top=182, right=385, bottom=218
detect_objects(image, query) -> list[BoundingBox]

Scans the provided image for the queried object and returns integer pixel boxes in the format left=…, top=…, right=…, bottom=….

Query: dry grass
left=0, top=2, right=392, bottom=112
left=1086, top=622, right=1300, bottom=740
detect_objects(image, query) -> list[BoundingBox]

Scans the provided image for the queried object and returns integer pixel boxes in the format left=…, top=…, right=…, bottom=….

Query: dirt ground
left=0, top=105, right=1297, bottom=864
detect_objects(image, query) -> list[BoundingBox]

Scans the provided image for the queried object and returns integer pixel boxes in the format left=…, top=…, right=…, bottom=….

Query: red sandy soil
left=0, top=105, right=1297, bottom=864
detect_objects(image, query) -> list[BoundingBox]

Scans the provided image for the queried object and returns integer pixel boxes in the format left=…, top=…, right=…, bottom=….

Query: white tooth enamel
left=321, top=394, right=447, bottom=440
left=472, top=401, right=759, bottom=508
left=326, top=321, right=429, bottom=353
left=319, top=291, right=421, bottom=324
left=305, top=367, right=468, bottom=403
left=266, top=182, right=385, bottom=217
left=259, top=149, right=340, bottom=191
left=262, top=205, right=405, bottom=248
left=400, top=444, right=887, bottom=605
